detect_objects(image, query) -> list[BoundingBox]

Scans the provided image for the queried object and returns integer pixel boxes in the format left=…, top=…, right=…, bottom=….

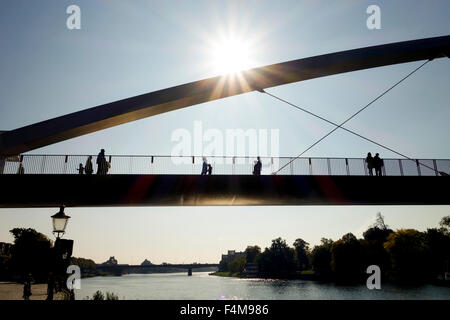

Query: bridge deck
left=2, top=154, right=449, bottom=176
left=0, top=174, right=448, bottom=207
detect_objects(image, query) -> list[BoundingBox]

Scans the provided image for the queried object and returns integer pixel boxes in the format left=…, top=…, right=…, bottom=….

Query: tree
left=364, top=212, right=393, bottom=242
left=373, top=212, right=389, bottom=230
left=245, top=246, right=261, bottom=264
left=311, top=238, right=333, bottom=279
left=293, top=238, right=310, bottom=271
left=257, top=238, right=296, bottom=278
left=0, top=255, right=11, bottom=281
left=218, top=259, right=228, bottom=272
left=424, top=228, right=450, bottom=278
left=70, top=257, right=96, bottom=270
left=439, top=216, right=450, bottom=233
left=331, top=233, right=365, bottom=282
left=383, top=229, right=428, bottom=283
left=228, top=256, right=246, bottom=274
left=9, top=228, right=53, bottom=282
left=363, top=227, right=393, bottom=242
left=362, top=215, right=393, bottom=276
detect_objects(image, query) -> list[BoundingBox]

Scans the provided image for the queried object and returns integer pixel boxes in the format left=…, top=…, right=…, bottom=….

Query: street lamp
left=51, top=205, right=70, bottom=239
left=48, top=205, right=74, bottom=301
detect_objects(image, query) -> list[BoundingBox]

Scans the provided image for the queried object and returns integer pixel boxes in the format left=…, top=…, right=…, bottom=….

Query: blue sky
left=0, top=0, right=449, bottom=264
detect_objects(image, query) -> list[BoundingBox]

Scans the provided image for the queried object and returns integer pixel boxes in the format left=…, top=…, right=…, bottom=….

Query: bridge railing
left=0, top=155, right=449, bottom=176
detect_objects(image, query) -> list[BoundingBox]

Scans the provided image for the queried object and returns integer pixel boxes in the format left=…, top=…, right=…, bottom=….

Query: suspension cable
left=257, top=59, right=441, bottom=175
left=262, top=88, right=441, bottom=175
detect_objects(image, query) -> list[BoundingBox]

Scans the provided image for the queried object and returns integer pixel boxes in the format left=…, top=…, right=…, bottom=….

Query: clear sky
left=0, top=0, right=449, bottom=264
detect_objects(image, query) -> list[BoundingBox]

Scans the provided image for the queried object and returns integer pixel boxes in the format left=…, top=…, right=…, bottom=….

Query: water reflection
left=75, top=272, right=450, bottom=300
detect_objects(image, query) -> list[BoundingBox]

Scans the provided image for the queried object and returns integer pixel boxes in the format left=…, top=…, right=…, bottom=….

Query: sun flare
left=211, top=38, right=252, bottom=75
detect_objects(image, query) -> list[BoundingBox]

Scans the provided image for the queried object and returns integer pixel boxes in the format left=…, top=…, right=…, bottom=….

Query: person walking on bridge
left=253, top=157, right=262, bottom=175
left=76, top=163, right=84, bottom=175
left=96, top=149, right=108, bottom=175
left=201, top=157, right=208, bottom=175
left=374, top=153, right=384, bottom=176
left=85, top=156, right=93, bottom=175
left=365, top=153, right=374, bottom=176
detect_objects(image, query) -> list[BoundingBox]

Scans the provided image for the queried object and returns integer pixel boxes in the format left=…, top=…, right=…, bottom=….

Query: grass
left=300, top=270, right=315, bottom=275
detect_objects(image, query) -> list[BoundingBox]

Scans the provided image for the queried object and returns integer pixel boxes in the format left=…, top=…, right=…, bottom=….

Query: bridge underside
left=0, top=175, right=448, bottom=208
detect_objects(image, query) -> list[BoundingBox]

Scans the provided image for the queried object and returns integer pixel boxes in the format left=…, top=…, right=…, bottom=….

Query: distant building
left=220, top=250, right=246, bottom=264
left=141, top=259, right=153, bottom=266
left=102, top=256, right=118, bottom=266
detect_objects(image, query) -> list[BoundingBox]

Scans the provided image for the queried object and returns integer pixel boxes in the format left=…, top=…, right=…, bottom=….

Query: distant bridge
left=96, top=263, right=219, bottom=276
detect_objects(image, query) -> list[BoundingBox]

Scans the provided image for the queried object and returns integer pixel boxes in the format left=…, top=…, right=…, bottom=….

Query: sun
left=211, top=38, right=252, bottom=75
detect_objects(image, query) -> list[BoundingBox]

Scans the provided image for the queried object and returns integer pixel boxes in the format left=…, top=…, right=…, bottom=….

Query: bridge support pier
left=188, top=268, right=192, bottom=276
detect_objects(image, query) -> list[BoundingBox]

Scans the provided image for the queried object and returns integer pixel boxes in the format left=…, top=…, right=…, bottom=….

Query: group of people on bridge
left=200, top=157, right=213, bottom=175
left=12, top=152, right=385, bottom=176
left=365, top=152, right=384, bottom=176
left=77, top=149, right=110, bottom=175
left=201, top=156, right=262, bottom=176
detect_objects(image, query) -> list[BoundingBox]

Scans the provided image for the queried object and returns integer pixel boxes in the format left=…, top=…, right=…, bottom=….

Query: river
left=74, top=272, right=450, bottom=300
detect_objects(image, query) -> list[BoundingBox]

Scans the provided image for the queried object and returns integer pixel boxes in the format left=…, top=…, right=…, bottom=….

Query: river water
left=74, top=272, right=450, bottom=300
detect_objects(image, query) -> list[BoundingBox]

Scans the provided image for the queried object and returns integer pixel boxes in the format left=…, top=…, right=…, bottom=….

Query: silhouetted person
left=374, top=153, right=384, bottom=176
left=17, top=163, right=24, bottom=175
left=96, top=149, right=108, bottom=175
left=365, top=152, right=374, bottom=176
left=207, top=164, right=213, bottom=175
left=69, top=289, right=75, bottom=300
left=46, top=272, right=54, bottom=301
left=253, top=157, right=262, bottom=175
left=201, top=157, right=208, bottom=175
left=23, top=274, right=32, bottom=300
left=77, top=163, right=84, bottom=175
left=85, top=156, right=93, bottom=175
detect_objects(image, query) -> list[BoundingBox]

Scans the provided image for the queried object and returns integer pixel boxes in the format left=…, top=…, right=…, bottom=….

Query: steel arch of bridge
left=0, top=35, right=448, bottom=156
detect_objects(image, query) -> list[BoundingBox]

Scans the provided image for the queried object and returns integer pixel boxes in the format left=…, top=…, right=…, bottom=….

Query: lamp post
left=48, top=205, right=72, bottom=300
left=51, top=205, right=70, bottom=239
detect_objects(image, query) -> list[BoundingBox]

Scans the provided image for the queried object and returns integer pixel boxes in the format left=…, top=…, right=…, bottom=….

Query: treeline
left=70, top=257, right=100, bottom=277
left=0, top=228, right=54, bottom=282
left=0, top=228, right=104, bottom=282
left=219, top=214, right=450, bottom=284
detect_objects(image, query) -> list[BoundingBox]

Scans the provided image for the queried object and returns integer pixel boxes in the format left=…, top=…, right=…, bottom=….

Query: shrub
left=89, top=290, right=119, bottom=300
left=92, top=290, right=104, bottom=300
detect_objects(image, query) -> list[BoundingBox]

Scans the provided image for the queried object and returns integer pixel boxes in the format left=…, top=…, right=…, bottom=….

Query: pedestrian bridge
left=0, top=36, right=448, bottom=208
left=1, top=154, right=449, bottom=176
left=0, top=155, right=448, bottom=207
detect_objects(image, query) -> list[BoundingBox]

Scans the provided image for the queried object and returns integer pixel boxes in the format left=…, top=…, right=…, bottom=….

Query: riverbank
left=209, top=270, right=318, bottom=280
left=0, top=282, right=65, bottom=300
left=209, top=271, right=241, bottom=277
left=210, top=272, right=450, bottom=287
